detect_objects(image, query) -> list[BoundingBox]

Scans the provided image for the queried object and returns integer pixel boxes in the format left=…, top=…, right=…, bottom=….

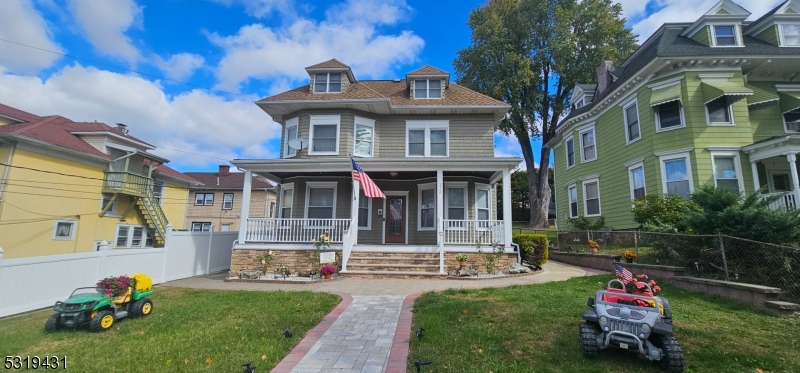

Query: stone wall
left=670, top=276, right=787, bottom=314
left=548, top=250, right=620, bottom=272
left=444, top=252, right=517, bottom=275
left=230, top=249, right=342, bottom=277
left=623, top=263, right=685, bottom=282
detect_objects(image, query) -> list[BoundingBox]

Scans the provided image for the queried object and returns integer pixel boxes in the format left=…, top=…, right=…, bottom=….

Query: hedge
left=514, top=234, right=548, bottom=265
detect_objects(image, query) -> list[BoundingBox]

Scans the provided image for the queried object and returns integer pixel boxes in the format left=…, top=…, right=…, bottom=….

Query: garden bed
left=225, top=274, right=338, bottom=284
left=446, top=270, right=543, bottom=280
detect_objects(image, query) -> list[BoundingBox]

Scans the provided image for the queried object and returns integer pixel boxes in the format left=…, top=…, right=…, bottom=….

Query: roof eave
left=231, top=157, right=523, bottom=173
left=0, top=134, right=112, bottom=162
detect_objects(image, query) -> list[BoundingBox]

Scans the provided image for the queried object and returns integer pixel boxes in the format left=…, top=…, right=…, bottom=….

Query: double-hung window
left=358, top=189, right=371, bottom=229
left=656, top=101, right=684, bottom=130
left=579, top=127, right=596, bottom=162
left=582, top=179, right=601, bottom=217
left=418, top=183, right=436, bottom=230
left=713, top=25, right=738, bottom=46
left=565, top=137, right=575, bottom=168
left=706, top=97, right=733, bottom=125
left=309, top=115, right=340, bottom=155
left=568, top=185, right=578, bottom=218
left=781, top=24, right=800, bottom=46
left=279, top=183, right=294, bottom=219
left=660, top=152, right=693, bottom=198
left=445, top=183, right=467, bottom=230
left=195, top=193, right=214, bottom=206
left=116, top=225, right=152, bottom=247
left=353, top=117, right=375, bottom=157
left=475, top=184, right=492, bottom=230
left=711, top=152, right=743, bottom=193
left=191, top=222, right=212, bottom=232
left=284, top=117, right=299, bottom=157
left=305, top=182, right=337, bottom=222
left=314, top=73, right=342, bottom=93
left=406, top=121, right=449, bottom=157
left=414, top=79, right=442, bottom=99
left=222, top=193, right=234, bottom=210
left=624, top=101, right=641, bottom=143
left=628, top=163, right=646, bottom=200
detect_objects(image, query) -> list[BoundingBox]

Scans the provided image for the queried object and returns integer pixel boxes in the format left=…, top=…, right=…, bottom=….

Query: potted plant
left=587, top=240, right=600, bottom=255
left=319, top=265, right=336, bottom=280
left=96, top=275, right=136, bottom=299
left=455, top=253, right=468, bottom=268
left=621, top=250, right=637, bottom=263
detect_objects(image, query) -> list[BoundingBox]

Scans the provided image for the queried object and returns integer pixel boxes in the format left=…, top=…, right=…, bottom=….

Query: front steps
left=340, top=251, right=447, bottom=279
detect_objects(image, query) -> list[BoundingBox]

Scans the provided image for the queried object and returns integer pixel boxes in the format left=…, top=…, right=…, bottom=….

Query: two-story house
left=0, top=102, right=201, bottom=258
left=548, top=0, right=800, bottom=230
left=229, top=59, right=521, bottom=278
left=183, top=165, right=276, bottom=232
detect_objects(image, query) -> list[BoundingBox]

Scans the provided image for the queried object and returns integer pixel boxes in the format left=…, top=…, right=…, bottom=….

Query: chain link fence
left=556, top=230, right=800, bottom=303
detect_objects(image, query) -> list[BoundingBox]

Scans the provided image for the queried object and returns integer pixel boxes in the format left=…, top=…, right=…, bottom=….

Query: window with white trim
left=445, top=183, right=467, bottom=220
left=414, top=79, right=442, bottom=99
left=305, top=182, right=337, bottom=220
left=152, top=180, right=164, bottom=205
left=280, top=184, right=294, bottom=219
left=418, top=183, right=436, bottom=230
left=568, top=185, right=578, bottom=218
left=781, top=24, right=800, bottom=46
left=406, top=121, right=449, bottom=157
left=656, top=101, right=684, bottom=130
left=309, top=115, right=340, bottom=155
left=100, top=194, right=118, bottom=216
left=660, top=153, right=693, bottom=198
left=566, top=137, right=575, bottom=168
left=629, top=163, right=646, bottom=200
left=116, top=225, right=152, bottom=247
left=314, top=73, right=342, bottom=93
left=624, top=100, right=641, bottom=143
left=195, top=193, right=214, bottom=206
left=712, top=25, right=738, bottom=46
left=284, top=117, right=299, bottom=157
left=784, top=109, right=800, bottom=131
left=353, top=117, right=375, bottom=157
left=358, top=189, right=371, bottom=229
left=706, top=97, right=733, bottom=125
left=580, top=127, right=596, bottom=162
left=221, top=224, right=231, bottom=232
left=475, top=184, right=491, bottom=221
left=711, top=152, right=743, bottom=193
left=53, top=220, right=77, bottom=240
left=191, top=222, right=212, bottom=232
left=222, top=193, right=234, bottom=210
left=582, top=179, right=601, bottom=217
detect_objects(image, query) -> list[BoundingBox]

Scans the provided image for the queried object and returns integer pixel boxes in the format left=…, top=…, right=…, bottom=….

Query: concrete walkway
left=162, top=261, right=605, bottom=373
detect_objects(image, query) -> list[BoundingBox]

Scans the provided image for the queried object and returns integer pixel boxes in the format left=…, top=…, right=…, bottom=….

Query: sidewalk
left=162, top=261, right=605, bottom=372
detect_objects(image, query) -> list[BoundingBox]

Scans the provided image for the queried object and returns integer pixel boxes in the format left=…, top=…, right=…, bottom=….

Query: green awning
left=701, top=81, right=753, bottom=104
left=779, top=91, right=800, bottom=114
left=746, top=84, right=780, bottom=107
left=650, top=84, right=682, bottom=107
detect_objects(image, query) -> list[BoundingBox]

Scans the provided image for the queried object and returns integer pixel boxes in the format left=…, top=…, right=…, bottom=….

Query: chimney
left=219, top=165, right=230, bottom=176
left=596, top=61, right=615, bottom=95
left=115, top=123, right=129, bottom=134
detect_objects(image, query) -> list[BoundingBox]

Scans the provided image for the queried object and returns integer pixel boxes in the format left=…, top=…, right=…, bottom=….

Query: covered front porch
left=230, top=158, right=521, bottom=275
left=744, top=136, right=800, bottom=210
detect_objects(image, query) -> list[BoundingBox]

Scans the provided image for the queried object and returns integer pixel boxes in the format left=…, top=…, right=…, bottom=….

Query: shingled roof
left=306, top=58, right=351, bottom=69
left=183, top=172, right=274, bottom=190
left=407, top=65, right=449, bottom=76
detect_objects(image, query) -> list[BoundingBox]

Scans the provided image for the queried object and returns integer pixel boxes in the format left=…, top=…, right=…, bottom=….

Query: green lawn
left=0, top=287, right=339, bottom=372
left=409, top=275, right=800, bottom=373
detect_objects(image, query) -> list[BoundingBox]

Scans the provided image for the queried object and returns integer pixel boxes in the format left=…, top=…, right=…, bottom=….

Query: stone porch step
left=346, top=263, right=440, bottom=272
left=339, top=270, right=447, bottom=279
left=347, top=256, right=439, bottom=265
left=349, top=252, right=439, bottom=259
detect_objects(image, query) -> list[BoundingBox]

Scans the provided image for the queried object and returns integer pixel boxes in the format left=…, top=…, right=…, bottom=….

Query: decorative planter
left=324, top=274, right=332, bottom=280
left=458, top=260, right=467, bottom=268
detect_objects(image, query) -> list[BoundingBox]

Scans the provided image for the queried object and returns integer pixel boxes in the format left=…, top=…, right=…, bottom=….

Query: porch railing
left=442, top=220, right=505, bottom=245
left=103, top=171, right=152, bottom=196
left=765, top=192, right=797, bottom=211
left=244, top=218, right=351, bottom=243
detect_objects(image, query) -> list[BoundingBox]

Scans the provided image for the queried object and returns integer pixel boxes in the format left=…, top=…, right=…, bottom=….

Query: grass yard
left=0, top=287, right=339, bottom=372
left=409, top=275, right=800, bottom=373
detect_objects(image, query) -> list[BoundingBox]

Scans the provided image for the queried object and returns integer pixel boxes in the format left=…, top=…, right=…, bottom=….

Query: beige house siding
left=185, top=189, right=277, bottom=231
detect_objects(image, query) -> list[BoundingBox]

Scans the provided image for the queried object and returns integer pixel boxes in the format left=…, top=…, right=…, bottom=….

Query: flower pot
left=458, top=260, right=467, bottom=268
left=590, top=248, right=598, bottom=255
left=626, top=258, right=633, bottom=263
left=324, top=274, right=332, bottom=280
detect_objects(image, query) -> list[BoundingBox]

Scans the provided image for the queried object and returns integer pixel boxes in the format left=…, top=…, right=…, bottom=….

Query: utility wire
left=0, top=162, right=203, bottom=191
left=0, top=181, right=197, bottom=202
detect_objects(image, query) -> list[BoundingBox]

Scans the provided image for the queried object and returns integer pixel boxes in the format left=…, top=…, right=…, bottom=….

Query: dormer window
left=781, top=25, right=800, bottom=46
left=414, top=79, right=442, bottom=99
left=712, top=25, right=739, bottom=46
left=314, top=73, right=342, bottom=93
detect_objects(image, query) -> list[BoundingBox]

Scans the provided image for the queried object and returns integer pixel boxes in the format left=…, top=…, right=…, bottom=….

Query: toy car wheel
left=579, top=322, right=599, bottom=358
left=657, top=335, right=685, bottom=373
left=45, top=314, right=61, bottom=332
left=131, top=298, right=153, bottom=317
left=90, top=310, right=115, bottom=332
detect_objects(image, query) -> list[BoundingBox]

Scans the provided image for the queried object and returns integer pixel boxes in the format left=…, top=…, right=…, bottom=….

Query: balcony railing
left=765, top=191, right=797, bottom=211
left=103, top=172, right=152, bottom=196
left=244, top=218, right=351, bottom=243
left=442, top=219, right=505, bottom=245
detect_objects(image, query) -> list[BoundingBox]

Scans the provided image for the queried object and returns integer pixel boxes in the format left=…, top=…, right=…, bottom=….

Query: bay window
left=305, top=182, right=337, bottom=221
left=353, top=117, right=375, bottom=157
left=418, top=183, right=436, bottom=230
left=309, top=115, right=340, bottom=155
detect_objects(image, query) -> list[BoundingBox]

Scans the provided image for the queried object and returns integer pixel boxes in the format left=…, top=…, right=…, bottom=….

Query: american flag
left=615, top=263, right=633, bottom=281
left=352, top=159, right=385, bottom=199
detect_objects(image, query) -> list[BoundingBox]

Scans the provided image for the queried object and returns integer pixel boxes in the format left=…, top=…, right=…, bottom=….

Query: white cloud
left=209, top=0, right=295, bottom=18
left=209, top=0, right=424, bottom=92
left=619, top=0, right=785, bottom=41
left=68, top=0, right=142, bottom=63
left=0, top=0, right=63, bottom=73
left=0, top=64, right=281, bottom=167
left=154, top=53, right=205, bottom=81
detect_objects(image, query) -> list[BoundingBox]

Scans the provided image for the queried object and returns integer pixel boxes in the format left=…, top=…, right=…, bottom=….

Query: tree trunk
left=531, top=145, right=551, bottom=228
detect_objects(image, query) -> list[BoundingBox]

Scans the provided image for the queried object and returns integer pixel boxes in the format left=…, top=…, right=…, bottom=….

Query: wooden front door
left=384, top=196, right=406, bottom=243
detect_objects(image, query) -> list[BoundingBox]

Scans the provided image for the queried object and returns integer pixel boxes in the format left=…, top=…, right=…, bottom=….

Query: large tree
left=454, top=0, right=637, bottom=227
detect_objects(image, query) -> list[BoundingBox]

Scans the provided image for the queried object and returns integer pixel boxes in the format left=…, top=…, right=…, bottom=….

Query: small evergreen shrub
left=514, top=234, right=548, bottom=265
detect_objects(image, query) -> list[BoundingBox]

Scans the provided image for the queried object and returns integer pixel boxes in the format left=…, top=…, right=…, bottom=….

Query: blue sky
left=0, top=0, right=783, bottom=172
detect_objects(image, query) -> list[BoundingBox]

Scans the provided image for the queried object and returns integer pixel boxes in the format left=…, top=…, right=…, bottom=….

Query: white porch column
left=237, top=169, right=253, bottom=244
left=751, top=161, right=760, bottom=192
left=436, top=170, right=445, bottom=274
left=350, top=180, right=360, bottom=244
left=502, top=169, right=513, bottom=248
left=789, top=153, right=800, bottom=208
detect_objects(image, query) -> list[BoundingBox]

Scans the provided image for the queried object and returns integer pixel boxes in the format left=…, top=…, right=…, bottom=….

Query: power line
left=0, top=162, right=198, bottom=191
left=153, top=146, right=233, bottom=161
left=0, top=182, right=195, bottom=203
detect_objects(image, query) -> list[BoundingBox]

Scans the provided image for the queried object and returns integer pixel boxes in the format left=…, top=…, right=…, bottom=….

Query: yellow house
left=0, top=103, right=202, bottom=259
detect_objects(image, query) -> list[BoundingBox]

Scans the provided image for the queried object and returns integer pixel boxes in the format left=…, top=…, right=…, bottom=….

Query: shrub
left=514, top=234, right=548, bottom=265
left=566, top=216, right=607, bottom=231
left=632, top=194, right=700, bottom=232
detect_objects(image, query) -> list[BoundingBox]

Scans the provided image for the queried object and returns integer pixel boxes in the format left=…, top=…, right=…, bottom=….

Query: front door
left=384, top=196, right=406, bottom=243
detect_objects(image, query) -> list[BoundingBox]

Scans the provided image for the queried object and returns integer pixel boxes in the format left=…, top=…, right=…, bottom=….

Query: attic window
left=314, top=73, right=342, bottom=93
left=713, top=26, right=738, bottom=46
left=781, top=25, right=800, bottom=46
left=414, top=79, right=442, bottom=99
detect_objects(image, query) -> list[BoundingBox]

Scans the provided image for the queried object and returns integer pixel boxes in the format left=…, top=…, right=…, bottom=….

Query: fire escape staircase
left=102, top=171, right=168, bottom=247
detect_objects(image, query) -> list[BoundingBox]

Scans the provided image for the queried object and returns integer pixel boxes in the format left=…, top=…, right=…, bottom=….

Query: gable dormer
left=571, top=84, right=597, bottom=109
left=745, top=0, right=800, bottom=47
left=305, top=59, right=356, bottom=94
left=681, top=0, right=751, bottom=47
left=406, top=65, right=450, bottom=100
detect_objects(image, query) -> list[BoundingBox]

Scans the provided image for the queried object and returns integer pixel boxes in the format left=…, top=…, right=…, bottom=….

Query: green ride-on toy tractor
left=45, top=286, right=153, bottom=332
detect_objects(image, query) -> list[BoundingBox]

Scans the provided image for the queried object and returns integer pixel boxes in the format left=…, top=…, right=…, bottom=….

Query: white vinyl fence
left=0, top=226, right=237, bottom=318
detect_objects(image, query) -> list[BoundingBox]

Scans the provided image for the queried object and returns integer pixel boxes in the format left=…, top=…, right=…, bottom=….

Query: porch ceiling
left=263, top=170, right=496, bottom=182
left=232, top=157, right=522, bottom=175
left=743, top=135, right=800, bottom=161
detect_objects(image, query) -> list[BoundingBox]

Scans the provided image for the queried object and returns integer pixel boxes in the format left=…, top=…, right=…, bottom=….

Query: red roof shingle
left=183, top=172, right=274, bottom=190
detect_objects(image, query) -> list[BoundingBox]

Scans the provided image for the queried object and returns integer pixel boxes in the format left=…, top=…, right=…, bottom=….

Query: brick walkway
left=162, top=261, right=605, bottom=372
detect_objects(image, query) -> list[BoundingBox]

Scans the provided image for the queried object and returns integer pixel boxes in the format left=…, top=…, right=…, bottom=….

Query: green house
left=549, top=0, right=800, bottom=230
